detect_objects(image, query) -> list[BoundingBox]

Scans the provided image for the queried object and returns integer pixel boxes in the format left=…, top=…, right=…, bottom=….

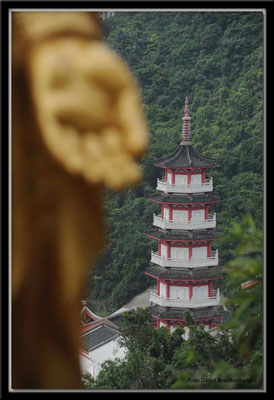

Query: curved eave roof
left=154, top=144, right=216, bottom=169
left=145, top=265, right=224, bottom=281
left=149, top=192, right=219, bottom=205
left=147, top=229, right=220, bottom=242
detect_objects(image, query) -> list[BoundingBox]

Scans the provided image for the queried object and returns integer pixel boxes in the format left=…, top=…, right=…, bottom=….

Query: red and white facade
left=145, top=97, right=224, bottom=337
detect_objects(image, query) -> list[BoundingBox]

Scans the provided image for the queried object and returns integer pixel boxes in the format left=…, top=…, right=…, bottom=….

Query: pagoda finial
left=181, top=96, right=191, bottom=143
left=185, top=96, right=189, bottom=115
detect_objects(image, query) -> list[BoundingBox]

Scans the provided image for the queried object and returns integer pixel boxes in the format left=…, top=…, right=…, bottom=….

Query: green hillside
left=86, top=11, right=264, bottom=315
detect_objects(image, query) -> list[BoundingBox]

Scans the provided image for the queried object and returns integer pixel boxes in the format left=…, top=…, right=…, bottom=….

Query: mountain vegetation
left=86, top=11, right=264, bottom=315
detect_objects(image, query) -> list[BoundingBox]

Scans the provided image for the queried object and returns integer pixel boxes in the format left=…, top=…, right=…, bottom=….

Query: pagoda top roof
left=154, top=144, right=216, bottom=169
left=149, top=305, right=224, bottom=321
left=147, top=229, right=220, bottom=242
left=149, top=192, right=219, bottom=205
left=145, top=265, right=223, bottom=281
left=154, top=97, right=215, bottom=169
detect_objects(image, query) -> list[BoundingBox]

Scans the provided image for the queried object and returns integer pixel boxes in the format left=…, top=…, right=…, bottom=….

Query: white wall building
left=80, top=305, right=127, bottom=380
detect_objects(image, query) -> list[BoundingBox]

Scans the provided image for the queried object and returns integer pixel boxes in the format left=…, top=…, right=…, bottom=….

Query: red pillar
left=165, top=169, right=167, bottom=181
left=171, top=171, right=175, bottom=185
left=169, top=207, right=173, bottom=221
left=207, top=242, right=212, bottom=257
left=208, top=280, right=213, bottom=297
left=205, top=206, right=209, bottom=220
left=166, top=282, right=170, bottom=299
left=167, top=243, right=171, bottom=259
left=202, top=170, right=205, bottom=184
left=189, top=285, right=193, bottom=299
left=188, top=208, right=192, bottom=222
left=189, top=246, right=192, bottom=260
left=158, top=241, right=161, bottom=256
left=161, top=206, right=164, bottom=219
left=157, top=280, right=160, bottom=296
left=187, top=172, right=191, bottom=185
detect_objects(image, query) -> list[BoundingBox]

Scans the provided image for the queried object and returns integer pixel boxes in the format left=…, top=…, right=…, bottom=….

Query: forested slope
left=86, top=11, right=264, bottom=315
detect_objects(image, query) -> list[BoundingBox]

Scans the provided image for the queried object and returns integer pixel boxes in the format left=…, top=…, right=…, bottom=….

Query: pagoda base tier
left=149, top=305, right=224, bottom=338
left=149, top=304, right=224, bottom=323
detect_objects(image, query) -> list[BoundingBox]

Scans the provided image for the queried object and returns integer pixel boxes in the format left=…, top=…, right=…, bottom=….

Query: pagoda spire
left=181, top=96, right=191, bottom=143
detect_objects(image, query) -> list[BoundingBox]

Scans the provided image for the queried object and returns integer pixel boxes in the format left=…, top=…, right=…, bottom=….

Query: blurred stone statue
left=12, top=11, right=148, bottom=389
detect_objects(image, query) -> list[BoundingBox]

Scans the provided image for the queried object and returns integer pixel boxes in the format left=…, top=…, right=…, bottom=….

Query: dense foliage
left=84, top=308, right=186, bottom=389
left=86, top=11, right=264, bottom=315
left=172, top=214, right=263, bottom=389
left=83, top=216, right=264, bottom=390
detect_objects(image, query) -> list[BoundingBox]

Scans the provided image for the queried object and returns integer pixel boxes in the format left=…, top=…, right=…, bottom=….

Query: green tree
left=172, top=215, right=264, bottom=389
left=87, top=308, right=185, bottom=389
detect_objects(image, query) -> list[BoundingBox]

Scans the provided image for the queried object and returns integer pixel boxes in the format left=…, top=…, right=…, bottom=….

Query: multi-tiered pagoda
left=145, top=97, right=224, bottom=339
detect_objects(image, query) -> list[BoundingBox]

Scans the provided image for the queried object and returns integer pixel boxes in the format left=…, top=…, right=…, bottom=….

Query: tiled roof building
left=79, top=305, right=126, bottom=379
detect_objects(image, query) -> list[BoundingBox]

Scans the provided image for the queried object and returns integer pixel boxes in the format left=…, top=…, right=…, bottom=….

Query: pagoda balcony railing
left=151, top=250, right=218, bottom=268
left=149, top=289, right=220, bottom=308
left=153, top=213, right=216, bottom=230
left=156, top=177, right=213, bottom=194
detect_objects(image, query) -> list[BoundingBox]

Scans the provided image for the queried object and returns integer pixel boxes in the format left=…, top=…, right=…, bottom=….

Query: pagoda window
left=191, top=209, right=205, bottom=221
left=176, top=287, right=186, bottom=300
left=173, top=209, right=188, bottom=222
left=192, top=246, right=207, bottom=260
left=191, top=173, right=202, bottom=185
left=175, top=174, right=187, bottom=186
left=192, top=285, right=208, bottom=300
left=170, top=285, right=189, bottom=300
left=171, top=247, right=188, bottom=260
